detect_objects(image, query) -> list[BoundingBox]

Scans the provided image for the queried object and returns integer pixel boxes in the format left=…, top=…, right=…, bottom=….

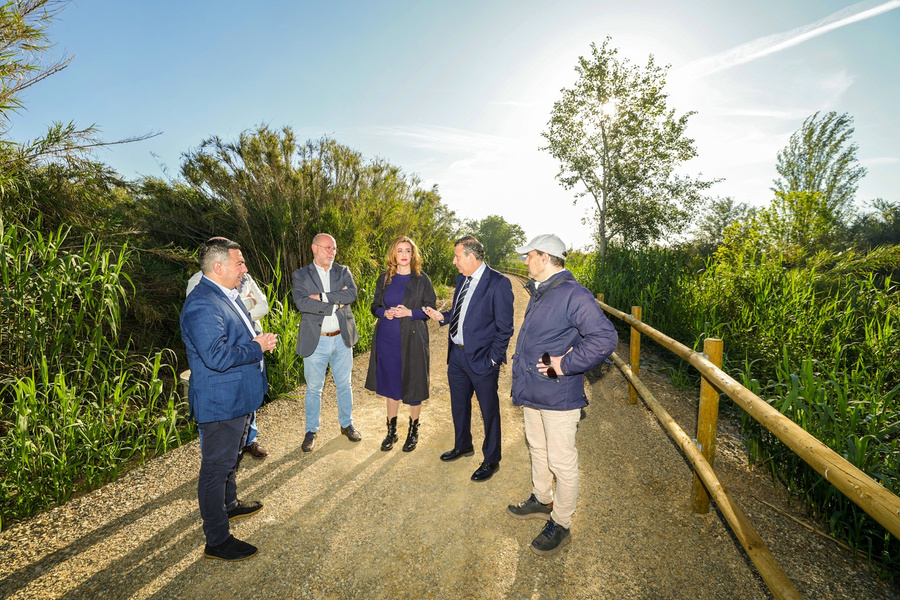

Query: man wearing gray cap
left=507, top=234, right=618, bottom=556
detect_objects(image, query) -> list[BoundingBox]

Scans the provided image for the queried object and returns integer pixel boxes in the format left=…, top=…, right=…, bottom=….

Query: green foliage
left=590, top=244, right=703, bottom=342
left=0, top=1, right=70, bottom=132
left=135, top=126, right=459, bottom=297
left=585, top=239, right=900, bottom=577
left=465, top=214, right=525, bottom=266
left=541, top=37, right=714, bottom=257
left=254, top=255, right=304, bottom=397
left=773, top=111, right=866, bottom=226
left=741, top=355, right=899, bottom=576
left=758, top=191, right=843, bottom=252
left=692, top=196, right=754, bottom=252
left=0, top=219, right=191, bottom=528
left=851, top=199, right=900, bottom=251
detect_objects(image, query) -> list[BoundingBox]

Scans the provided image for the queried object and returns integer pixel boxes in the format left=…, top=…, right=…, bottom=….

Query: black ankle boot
left=402, top=417, right=419, bottom=452
left=381, top=417, right=398, bottom=451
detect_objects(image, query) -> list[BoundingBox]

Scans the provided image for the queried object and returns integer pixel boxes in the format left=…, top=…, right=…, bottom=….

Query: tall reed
left=0, top=220, right=190, bottom=529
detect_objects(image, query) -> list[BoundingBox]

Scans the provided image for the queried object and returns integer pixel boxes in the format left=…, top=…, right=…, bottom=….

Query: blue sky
left=10, top=0, right=900, bottom=249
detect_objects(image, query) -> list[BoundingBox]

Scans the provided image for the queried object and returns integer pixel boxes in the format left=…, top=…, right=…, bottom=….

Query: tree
left=0, top=1, right=154, bottom=197
left=143, top=126, right=458, bottom=293
left=465, top=214, right=526, bottom=266
left=541, top=37, right=714, bottom=258
left=772, top=111, right=866, bottom=227
left=693, top=196, right=754, bottom=249
left=850, top=198, right=900, bottom=249
left=758, top=191, right=841, bottom=251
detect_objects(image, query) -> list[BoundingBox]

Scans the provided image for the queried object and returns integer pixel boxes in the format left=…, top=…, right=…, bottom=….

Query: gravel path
left=0, top=277, right=896, bottom=599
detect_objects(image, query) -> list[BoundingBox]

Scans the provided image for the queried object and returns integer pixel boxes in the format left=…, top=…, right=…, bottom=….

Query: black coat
left=365, top=270, right=437, bottom=403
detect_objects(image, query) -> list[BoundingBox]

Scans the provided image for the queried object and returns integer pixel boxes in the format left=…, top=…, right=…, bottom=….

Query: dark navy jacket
left=512, top=270, right=617, bottom=410
left=441, top=265, right=515, bottom=375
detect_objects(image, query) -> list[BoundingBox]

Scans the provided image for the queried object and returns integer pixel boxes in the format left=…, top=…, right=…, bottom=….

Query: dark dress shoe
left=301, top=431, right=317, bottom=452
left=440, top=446, right=475, bottom=461
left=243, top=441, right=269, bottom=458
left=203, top=535, right=258, bottom=561
left=340, top=424, right=362, bottom=442
left=227, top=499, right=263, bottom=520
left=472, top=461, right=500, bottom=481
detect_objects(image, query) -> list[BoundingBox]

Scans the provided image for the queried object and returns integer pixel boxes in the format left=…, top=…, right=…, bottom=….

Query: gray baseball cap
left=515, top=234, right=567, bottom=259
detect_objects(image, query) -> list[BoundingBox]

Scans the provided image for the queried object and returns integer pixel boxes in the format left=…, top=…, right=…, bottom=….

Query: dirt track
left=0, top=277, right=896, bottom=599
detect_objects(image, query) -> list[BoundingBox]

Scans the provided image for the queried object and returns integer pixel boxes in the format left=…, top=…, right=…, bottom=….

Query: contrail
left=681, top=0, right=900, bottom=78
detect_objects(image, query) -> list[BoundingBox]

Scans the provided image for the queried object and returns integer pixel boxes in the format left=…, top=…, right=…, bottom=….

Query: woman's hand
left=385, top=305, right=413, bottom=319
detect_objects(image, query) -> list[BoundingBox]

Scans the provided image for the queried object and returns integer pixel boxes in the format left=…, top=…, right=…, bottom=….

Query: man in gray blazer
left=291, top=233, right=361, bottom=452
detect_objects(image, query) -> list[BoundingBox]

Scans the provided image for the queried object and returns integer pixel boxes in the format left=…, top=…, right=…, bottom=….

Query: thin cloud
left=713, top=108, right=809, bottom=120
left=681, top=0, right=900, bottom=78
left=863, top=156, right=900, bottom=166
left=372, top=125, right=512, bottom=155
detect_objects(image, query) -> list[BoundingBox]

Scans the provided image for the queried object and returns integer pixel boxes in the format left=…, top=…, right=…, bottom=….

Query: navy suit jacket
left=442, top=265, right=515, bottom=375
left=180, top=277, right=267, bottom=423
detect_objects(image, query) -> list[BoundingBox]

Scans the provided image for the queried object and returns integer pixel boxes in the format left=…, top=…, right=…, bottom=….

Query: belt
left=321, top=330, right=341, bottom=337
left=455, top=343, right=465, bottom=350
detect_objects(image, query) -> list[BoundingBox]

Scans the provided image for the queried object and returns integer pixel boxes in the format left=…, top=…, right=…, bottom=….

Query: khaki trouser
left=523, top=406, right=581, bottom=529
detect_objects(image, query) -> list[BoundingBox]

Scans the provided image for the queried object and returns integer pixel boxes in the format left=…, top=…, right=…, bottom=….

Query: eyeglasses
left=314, top=243, right=337, bottom=253
left=541, top=352, right=557, bottom=379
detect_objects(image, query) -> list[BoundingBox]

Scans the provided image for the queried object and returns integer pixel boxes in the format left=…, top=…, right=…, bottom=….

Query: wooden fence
left=597, top=295, right=900, bottom=599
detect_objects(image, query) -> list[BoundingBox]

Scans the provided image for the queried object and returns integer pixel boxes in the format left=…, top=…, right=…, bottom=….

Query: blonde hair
left=384, top=235, right=422, bottom=285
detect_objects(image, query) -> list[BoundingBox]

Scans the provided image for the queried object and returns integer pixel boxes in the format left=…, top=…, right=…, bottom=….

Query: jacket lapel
left=329, top=263, right=341, bottom=293
left=466, top=266, right=491, bottom=307
left=203, top=278, right=252, bottom=339
left=307, top=264, right=325, bottom=294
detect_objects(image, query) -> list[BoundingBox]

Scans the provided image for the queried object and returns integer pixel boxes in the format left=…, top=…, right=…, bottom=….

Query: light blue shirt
left=450, top=261, right=487, bottom=346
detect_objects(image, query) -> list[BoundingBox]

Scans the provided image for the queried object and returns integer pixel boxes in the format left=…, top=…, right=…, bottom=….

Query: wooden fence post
left=691, top=338, right=724, bottom=513
left=629, top=306, right=642, bottom=405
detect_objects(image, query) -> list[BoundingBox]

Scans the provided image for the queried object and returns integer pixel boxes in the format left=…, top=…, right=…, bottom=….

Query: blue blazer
left=180, top=277, right=267, bottom=423
left=442, top=265, right=515, bottom=375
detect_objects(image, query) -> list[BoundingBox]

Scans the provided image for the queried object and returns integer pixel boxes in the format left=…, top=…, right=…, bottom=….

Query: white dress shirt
left=314, top=263, right=341, bottom=334
left=450, top=261, right=487, bottom=346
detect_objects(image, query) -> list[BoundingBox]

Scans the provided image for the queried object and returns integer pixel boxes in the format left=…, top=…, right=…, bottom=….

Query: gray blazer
left=291, top=262, right=360, bottom=357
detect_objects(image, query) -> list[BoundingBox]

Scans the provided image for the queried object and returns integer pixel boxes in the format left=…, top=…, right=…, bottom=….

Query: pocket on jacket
left=209, top=371, right=242, bottom=386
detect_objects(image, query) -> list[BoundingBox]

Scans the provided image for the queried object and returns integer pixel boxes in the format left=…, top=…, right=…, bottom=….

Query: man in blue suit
left=425, top=235, right=514, bottom=481
left=181, top=237, right=278, bottom=561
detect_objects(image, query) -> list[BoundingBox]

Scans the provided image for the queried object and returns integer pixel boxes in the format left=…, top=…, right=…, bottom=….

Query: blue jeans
left=303, top=334, right=354, bottom=432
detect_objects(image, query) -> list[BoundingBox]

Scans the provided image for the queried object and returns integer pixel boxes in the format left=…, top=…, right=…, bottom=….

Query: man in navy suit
left=425, top=235, right=514, bottom=481
left=181, top=237, right=278, bottom=561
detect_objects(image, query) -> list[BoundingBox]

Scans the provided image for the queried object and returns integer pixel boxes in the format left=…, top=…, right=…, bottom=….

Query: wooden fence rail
left=609, top=351, right=801, bottom=599
left=596, top=296, right=900, bottom=541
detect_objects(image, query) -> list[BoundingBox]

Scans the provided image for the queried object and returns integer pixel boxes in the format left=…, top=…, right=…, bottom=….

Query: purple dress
left=374, top=273, right=411, bottom=400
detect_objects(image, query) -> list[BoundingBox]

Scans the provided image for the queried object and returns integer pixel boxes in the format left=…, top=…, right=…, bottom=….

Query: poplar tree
left=542, top=37, right=713, bottom=258
left=772, top=111, right=866, bottom=227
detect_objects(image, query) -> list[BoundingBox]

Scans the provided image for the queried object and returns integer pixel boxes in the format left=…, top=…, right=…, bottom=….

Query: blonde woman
left=365, top=236, right=437, bottom=451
